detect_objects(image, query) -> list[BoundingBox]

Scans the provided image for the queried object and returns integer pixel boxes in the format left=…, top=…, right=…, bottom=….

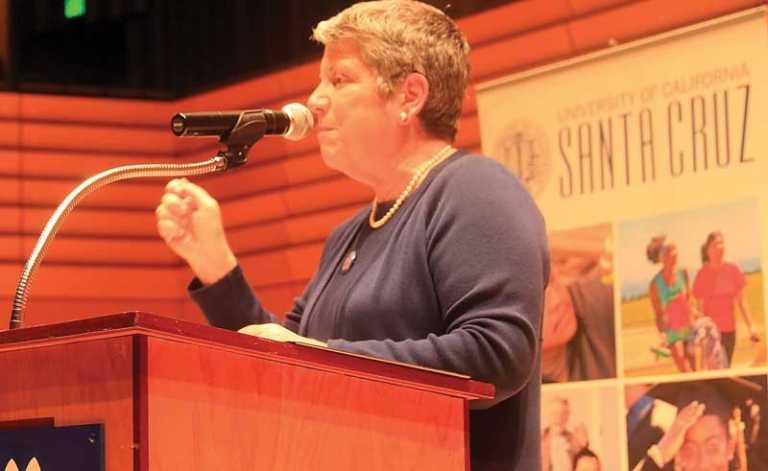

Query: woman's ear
left=397, top=72, right=429, bottom=123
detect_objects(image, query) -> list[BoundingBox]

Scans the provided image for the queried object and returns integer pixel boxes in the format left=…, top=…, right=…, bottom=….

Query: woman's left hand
left=238, top=323, right=327, bottom=347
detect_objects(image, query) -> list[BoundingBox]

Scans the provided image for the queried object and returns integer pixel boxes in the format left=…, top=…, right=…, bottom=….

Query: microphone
left=170, top=103, right=314, bottom=141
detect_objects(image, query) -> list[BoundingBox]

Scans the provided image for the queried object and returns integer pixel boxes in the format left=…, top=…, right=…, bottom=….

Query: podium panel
left=0, top=336, right=135, bottom=471
left=145, top=336, right=467, bottom=470
left=0, top=313, right=493, bottom=470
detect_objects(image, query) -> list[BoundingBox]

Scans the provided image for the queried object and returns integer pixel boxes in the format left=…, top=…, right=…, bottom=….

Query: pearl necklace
left=368, top=145, right=456, bottom=229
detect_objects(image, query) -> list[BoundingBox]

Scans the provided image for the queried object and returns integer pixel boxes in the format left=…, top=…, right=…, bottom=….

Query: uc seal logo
left=491, top=120, right=551, bottom=198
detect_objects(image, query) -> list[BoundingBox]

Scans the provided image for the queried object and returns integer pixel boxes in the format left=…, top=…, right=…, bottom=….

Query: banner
left=477, top=7, right=768, bottom=471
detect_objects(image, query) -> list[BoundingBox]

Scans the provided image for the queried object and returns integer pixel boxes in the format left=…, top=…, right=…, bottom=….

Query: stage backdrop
left=477, top=6, right=768, bottom=471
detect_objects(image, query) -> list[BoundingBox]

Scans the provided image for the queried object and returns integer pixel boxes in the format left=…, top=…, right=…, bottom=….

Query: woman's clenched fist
left=156, top=178, right=237, bottom=284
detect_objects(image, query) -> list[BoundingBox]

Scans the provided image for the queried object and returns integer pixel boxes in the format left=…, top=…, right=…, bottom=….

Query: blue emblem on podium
left=0, top=423, right=103, bottom=471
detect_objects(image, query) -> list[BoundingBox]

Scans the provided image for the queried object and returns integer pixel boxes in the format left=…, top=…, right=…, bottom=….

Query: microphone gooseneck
left=9, top=102, right=311, bottom=330
left=9, top=157, right=228, bottom=330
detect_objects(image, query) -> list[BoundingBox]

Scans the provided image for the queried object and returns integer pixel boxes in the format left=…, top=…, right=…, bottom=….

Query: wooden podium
left=0, top=313, right=493, bottom=470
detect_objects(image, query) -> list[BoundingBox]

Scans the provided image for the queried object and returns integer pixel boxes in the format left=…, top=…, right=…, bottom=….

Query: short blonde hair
left=313, top=0, right=471, bottom=141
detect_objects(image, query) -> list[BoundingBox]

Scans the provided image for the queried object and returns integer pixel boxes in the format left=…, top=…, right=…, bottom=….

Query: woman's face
left=707, top=234, right=725, bottom=263
left=662, top=244, right=678, bottom=267
left=307, top=40, right=402, bottom=183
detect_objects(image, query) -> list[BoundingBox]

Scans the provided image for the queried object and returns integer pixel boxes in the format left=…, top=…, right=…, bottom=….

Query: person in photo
left=646, top=236, right=695, bottom=372
left=693, top=231, right=759, bottom=365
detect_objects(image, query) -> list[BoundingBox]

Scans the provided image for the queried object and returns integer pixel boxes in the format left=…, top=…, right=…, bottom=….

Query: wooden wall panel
left=198, top=151, right=336, bottom=200
left=175, top=61, right=319, bottom=111
left=239, top=243, right=324, bottom=287
left=209, top=177, right=366, bottom=230
left=253, top=281, right=308, bottom=316
left=179, top=131, right=318, bottom=166
left=0, top=236, right=21, bottom=260
left=227, top=205, right=359, bottom=254
left=19, top=122, right=175, bottom=154
left=0, top=148, right=20, bottom=176
left=18, top=94, right=173, bottom=126
left=15, top=149, right=182, bottom=178
left=461, top=0, right=573, bottom=46
left=454, top=114, right=482, bottom=151
left=0, top=207, right=22, bottom=234
left=0, top=264, right=184, bottom=327
left=0, top=177, right=21, bottom=204
left=1, top=0, right=761, bottom=330
left=1, top=262, right=28, bottom=304
left=470, top=25, right=575, bottom=82
left=220, top=192, right=291, bottom=228
left=15, top=265, right=183, bottom=299
left=21, top=206, right=157, bottom=237
left=0, top=120, right=19, bottom=146
left=2, top=234, right=172, bottom=265
left=20, top=178, right=164, bottom=209
left=201, top=161, right=293, bottom=198
left=0, top=92, right=20, bottom=117
left=568, top=0, right=764, bottom=51
left=568, top=0, right=635, bottom=15
left=282, top=152, right=338, bottom=185
left=21, top=236, right=177, bottom=265
left=283, top=178, right=370, bottom=215
left=12, top=298, right=199, bottom=327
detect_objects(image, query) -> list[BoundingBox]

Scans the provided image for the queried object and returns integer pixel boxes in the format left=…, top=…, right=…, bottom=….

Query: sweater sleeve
left=328, top=157, right=549, bottom=406
left=188, top=210, right=364, bottom=333
left=188, top=265, right=304, bottom=332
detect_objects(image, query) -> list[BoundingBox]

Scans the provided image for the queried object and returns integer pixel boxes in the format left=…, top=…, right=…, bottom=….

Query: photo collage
left=540, top=199, right=767, bottom=471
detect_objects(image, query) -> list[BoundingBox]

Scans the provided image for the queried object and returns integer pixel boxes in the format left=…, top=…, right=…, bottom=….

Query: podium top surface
left=0, top=312, right=494, bottom=400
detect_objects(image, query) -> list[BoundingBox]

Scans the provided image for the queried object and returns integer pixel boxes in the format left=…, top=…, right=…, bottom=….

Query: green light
left=64, top=0, right=86, bottom=19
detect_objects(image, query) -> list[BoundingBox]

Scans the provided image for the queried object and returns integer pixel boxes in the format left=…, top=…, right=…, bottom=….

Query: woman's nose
left=307, top=84, right=330, bottom=121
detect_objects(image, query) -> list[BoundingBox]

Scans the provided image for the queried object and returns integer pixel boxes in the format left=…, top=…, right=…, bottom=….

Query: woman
left=693, top=231, right=758, bottom=364
left=646, top=236, right=694, bottom=372
left=156, top=2, right=548, bottom=470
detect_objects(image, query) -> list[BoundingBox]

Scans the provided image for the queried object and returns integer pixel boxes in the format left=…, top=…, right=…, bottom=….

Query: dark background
left=2, top=0, right=513, bottom=99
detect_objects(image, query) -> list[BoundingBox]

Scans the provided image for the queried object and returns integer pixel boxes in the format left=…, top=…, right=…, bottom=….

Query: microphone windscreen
left=281, top=103, right=315, bottom=141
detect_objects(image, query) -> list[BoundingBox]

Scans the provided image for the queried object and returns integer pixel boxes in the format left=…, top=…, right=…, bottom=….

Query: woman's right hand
left=659, top=332, right=668, bottom=346
left=156, top=178, right=237, bottom=285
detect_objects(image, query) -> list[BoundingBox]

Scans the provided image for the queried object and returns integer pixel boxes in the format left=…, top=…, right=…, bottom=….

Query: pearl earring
left=400, top=111, right=408, bottom=123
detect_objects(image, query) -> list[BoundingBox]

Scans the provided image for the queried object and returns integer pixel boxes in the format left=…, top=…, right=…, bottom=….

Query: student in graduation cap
left=632, top=376, right=766, bottom=471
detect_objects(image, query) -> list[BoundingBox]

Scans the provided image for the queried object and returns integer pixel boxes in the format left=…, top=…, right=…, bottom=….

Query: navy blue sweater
left=191, top=151, right=549, bottom=470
